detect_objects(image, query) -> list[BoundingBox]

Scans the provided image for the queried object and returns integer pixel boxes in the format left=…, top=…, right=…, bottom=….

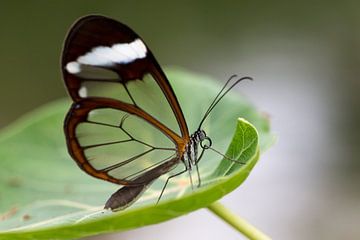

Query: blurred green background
left=1, top=1, right=359, bottom=239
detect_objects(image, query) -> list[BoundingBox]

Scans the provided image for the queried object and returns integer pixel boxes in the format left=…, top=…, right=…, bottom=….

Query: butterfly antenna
left=198, top=75, right=237, bottom=128
left=197, top=76, right=253, bottom=130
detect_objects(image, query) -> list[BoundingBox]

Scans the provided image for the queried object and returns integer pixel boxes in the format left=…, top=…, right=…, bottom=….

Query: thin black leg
left=195, top=163, right=201, bottom=187
left=195, top=148, right=206, bottom=187
left=157, top=168, right=188, bottom=204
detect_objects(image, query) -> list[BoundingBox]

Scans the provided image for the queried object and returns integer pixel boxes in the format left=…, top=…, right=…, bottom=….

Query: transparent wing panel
left=80, top=80, right=133, bottom=104
left=74, top=65, right=182, bottom=136
left=76, top=122, right=128, bottom=146
left=127, top=74, right=181, bottom=136
left=72, top=64, right=119, bottom=80
left=75, top=107, right=177, bottom=181
left=107, top=150, right=176, bottom=181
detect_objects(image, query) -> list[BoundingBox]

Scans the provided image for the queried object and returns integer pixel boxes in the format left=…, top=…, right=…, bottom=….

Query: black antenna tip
left=241, top=76, right=253, bottom=81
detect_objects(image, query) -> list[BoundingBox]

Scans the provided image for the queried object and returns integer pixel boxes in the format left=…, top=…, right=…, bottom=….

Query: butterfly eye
left=200, top=137, right=212, bottom=149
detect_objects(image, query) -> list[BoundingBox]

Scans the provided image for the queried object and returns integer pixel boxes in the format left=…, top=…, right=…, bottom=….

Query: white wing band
left=65, top=39, right=147, bottom=74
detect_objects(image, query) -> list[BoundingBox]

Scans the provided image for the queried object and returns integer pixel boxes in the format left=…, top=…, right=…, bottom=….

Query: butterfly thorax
left=182, top=129, right=212, bottom=170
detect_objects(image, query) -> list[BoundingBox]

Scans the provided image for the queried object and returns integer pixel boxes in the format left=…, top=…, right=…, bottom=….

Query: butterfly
left=62, top=15, right=251, bottom=211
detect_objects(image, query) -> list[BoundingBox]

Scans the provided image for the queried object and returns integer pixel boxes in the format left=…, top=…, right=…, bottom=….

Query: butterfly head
left=191, top=129, right=212, bottom=150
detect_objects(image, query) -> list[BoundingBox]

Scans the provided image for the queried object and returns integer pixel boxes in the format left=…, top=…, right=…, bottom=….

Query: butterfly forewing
left=62, top=16, right=189, bottom=186
left=77, top=73, right=183, bottom=136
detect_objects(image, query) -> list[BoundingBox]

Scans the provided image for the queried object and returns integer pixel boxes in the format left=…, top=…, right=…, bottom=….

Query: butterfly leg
left=157, top=168, right=188, bottom=204
left=195, top=163, right=201, bottom=188
left=194, top=147, right=206, bottom=187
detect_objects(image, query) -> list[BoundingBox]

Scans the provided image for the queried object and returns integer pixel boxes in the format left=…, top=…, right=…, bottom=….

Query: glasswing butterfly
left=62, top=15, right=251, bottom=211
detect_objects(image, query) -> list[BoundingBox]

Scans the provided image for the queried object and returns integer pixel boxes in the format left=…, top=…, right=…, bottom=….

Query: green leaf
left=0, top=68, right=273, bottom=240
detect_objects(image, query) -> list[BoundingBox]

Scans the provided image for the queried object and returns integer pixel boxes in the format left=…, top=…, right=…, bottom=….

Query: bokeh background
left=1, top=1, right=359, bottom=239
